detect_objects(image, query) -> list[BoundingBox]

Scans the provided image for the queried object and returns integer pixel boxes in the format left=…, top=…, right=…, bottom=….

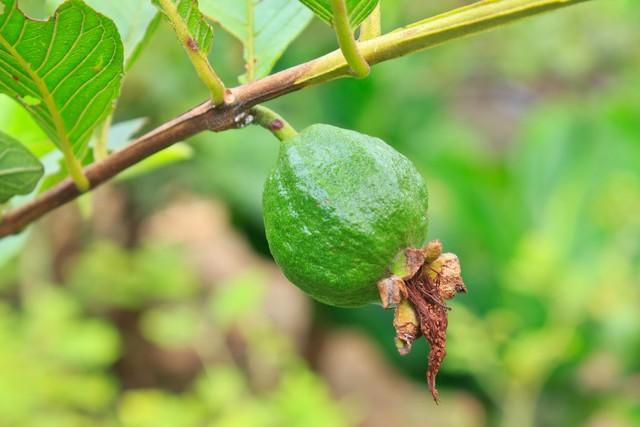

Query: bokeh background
left=1, top=1, right=639, bottom=426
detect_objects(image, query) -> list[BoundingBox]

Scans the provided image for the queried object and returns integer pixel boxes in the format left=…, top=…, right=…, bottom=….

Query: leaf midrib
left=0, top=7, right=77, bottom=162
left=0, top=165, right=42, bottom=177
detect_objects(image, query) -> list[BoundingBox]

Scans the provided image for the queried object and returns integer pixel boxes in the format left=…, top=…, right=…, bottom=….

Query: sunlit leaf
left=0, top=95, right=50, bottom=156
left=0, top=131, right=43, bottom=202
left=201, top=0, right=312, bottom=81
left=298, top=0, right=378, bottom=28
left=84, top=0, right=159, bottom=69
left=45, top=0, right=159, bottom=69
left=0, top=0, right=124, bottom=161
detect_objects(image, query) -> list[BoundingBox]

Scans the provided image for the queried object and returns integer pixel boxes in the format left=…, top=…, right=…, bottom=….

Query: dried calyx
left=378, top=240, right=467, bottom=403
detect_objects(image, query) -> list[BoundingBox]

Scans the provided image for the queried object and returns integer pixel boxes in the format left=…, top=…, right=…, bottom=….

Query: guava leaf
left=297, top=0, right=378, bottom=28
left=201, top=0, right=312, bottom=82
left=45, top=0, right=159, bottom=69
left=0, top=95, right=51, bottom=157
left=0, top=131, right=44, bottom=203
left=0, top=0, right=124, bottom=159
left=152, top=0, right=213, bottom=54
left=83, top=0, right=159, bottom=69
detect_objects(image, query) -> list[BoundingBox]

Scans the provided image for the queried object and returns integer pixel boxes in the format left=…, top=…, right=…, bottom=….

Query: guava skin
left=263, top=124, right=429, bottom=308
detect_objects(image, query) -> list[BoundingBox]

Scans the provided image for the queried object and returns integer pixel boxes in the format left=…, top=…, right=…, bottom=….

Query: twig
left=0, top=0, right=590, bottom=238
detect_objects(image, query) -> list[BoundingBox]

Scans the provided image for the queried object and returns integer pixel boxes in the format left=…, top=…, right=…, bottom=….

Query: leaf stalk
left=157, top=0, right=227, bottom=104
left=330, top=0, right=370, bottom=78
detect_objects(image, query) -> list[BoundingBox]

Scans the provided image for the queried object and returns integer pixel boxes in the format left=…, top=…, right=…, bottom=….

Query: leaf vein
left=50, top=24, right=107, bottom=97
left=67, top=69, right=120, bottom=138
left=0, top=3, right=16, bottom=33
left=41, top=8, right=87, bottom=80
left=59, top=37, right=117, bottom=113
left=33, top=9, right=60, bottom=73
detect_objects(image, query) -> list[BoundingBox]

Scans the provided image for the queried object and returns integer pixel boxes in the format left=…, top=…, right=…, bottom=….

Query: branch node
left=234, top=111, right=254, bottom=128
left=224, top=89, right=236, bottom=104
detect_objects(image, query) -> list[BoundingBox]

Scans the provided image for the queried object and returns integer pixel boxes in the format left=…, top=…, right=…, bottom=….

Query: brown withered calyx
left=378, top=240, right=467, bottom=403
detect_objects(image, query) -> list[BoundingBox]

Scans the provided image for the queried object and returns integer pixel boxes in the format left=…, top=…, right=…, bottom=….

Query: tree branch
left=0, top=0, right=591, bottom=238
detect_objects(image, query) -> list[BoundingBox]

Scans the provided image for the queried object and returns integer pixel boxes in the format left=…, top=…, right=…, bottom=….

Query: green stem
left=250, top=105, right=298, bottom=142
left=60, top=144, right=90, bottom=192
left=94, top=114, right=113, bottom=162
left=360, top=3, right=381, bottom=41
left=330, top=0, right=370, bottom=78
left=0, top=25, right=90, bottom=192
left=157, top=0, right=227, bottom=104
left=299, top=0, right=589, bottom=87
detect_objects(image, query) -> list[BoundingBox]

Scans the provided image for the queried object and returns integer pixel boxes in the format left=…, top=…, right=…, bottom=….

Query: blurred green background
left=1, top=1, right=639, bottom=426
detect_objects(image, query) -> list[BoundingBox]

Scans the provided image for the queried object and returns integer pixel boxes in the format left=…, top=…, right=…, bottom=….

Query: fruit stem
left=330, top=0, right=370, bottom=78
left=250, top=105, right=298, bottom=142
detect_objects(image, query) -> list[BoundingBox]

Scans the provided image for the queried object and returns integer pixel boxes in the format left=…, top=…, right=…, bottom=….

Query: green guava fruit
left=262, top=124, right=429, bottom=307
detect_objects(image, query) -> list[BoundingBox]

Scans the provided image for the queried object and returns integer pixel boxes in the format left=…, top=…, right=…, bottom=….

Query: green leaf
left=297, top=0, right=378, bottom=28
left=0, top=131, right=44, bottom=202
left=201, top=0, right=313, bottom=82
left=44, top=0, right=159, bottom=69
left=0, top=95, right=51, bottom=157
left=83, top=1, right=159, bottom=69
left=0, top=0, right=124, bottom=161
